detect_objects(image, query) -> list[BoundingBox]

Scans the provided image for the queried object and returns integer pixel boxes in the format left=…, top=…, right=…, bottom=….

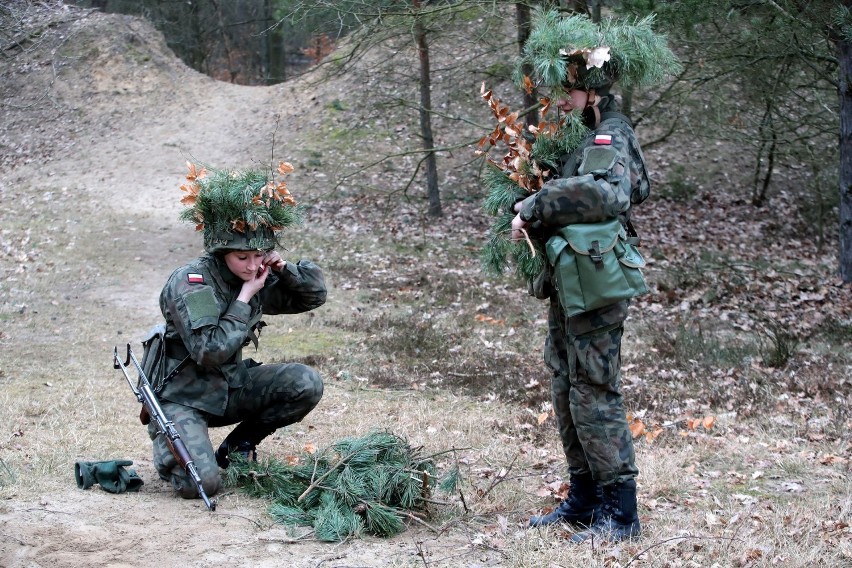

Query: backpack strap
left=243, top=312, right=267, bottom=350
left=599, top=111, right=651, bottom=205
left=599, top=111, right=633, bottom=128
left=624, top=218, right=641, bottom=247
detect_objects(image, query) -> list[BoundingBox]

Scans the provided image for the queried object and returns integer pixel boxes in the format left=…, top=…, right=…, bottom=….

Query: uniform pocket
left=574, top=326, right=623, bottom=387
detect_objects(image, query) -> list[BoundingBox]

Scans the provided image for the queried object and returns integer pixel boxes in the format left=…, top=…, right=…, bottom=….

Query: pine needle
left=362, top=501, right=404, bottom=537
left=438, top=465, right=460, bottom=494
left=226, top=431, right=447, bottom=542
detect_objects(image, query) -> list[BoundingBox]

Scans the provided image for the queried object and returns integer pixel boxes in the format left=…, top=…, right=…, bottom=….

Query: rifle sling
left=141, top=353, right=191, bottom=425
left=161, top=354, right=192, bottom=387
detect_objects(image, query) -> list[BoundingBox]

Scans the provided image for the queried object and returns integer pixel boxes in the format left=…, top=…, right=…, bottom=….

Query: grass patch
left=0, top=457, right=16, bottom=488
left=649, top=320, right=756, bottom=368
left=260, top=326, right=354, bottom=363
left=757, top=319, right=800, bottom=368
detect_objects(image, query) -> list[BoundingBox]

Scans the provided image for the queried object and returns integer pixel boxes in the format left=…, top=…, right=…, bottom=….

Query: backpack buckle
left=588, top=240, right=604, bottom=270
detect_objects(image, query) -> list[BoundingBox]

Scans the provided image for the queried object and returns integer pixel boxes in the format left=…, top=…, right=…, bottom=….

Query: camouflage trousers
left=545, top=297, right=638, bottom=485
left=149, top=362, right=323, bottom=499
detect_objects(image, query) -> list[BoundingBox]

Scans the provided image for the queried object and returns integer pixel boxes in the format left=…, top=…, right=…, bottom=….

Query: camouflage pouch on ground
left=545, top=218, right=648, bottom=317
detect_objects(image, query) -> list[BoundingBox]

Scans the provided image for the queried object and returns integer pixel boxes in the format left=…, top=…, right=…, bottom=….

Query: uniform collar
left=209, top=253, right=245, bottom=287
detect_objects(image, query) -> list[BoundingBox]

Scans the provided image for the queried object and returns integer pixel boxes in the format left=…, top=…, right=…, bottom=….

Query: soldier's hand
left=237, top=264, right=269, bottom=303
left=264, top=251, right=286, bottom=272
left=511, top=212, right=528, bottom=242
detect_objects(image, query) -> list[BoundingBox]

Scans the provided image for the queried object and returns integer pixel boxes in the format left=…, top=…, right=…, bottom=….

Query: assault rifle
left=113, top=344, right=216, bottom=511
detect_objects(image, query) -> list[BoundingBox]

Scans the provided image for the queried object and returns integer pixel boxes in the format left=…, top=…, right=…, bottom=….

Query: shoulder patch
left=184, top=287, right=220, bottom=327
left=594, top=134, right=612, bottom=145
left=578, top=145, right=619, bottom=176
left=187, top=273, right=205, bottom=284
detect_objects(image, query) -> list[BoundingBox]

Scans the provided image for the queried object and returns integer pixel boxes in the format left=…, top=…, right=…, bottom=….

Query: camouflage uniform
left=150, top=252, right=326, bottom=498
left=518, top=96, right=649, bottom=487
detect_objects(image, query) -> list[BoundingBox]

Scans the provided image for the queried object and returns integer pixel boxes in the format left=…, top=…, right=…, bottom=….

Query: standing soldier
left=149, top=161, right=326, bottom=501
left=507, top=11, right=680, bottom=542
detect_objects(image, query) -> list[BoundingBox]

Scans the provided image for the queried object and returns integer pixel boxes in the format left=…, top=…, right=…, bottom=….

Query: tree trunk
left=413, top=1, right=441, bottom=217
left=210, top=0, right=237, bottom=82
left=186, top=0, right=206, bottom=74
left=752, top=99, right=776, bottom=207
left=516, top=3, right=538, bottom=128
left=566, top=0, right=590, bottom=16
left=265, top=0, right=285, bottom=84
left=591, top=0, right=601, bottom=22
left=839, top=37, right=852, bottom=282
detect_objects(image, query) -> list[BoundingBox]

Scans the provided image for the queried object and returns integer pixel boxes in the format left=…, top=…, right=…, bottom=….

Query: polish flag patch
left=594, top=134, right=613, bottom=145
left=187, top=273, right=205, bottom=284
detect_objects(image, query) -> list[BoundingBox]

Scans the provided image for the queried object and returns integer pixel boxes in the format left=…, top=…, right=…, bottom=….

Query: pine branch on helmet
left=177, top=161, right=302, bottom=254
left=514, top=10, right=682, bottom=94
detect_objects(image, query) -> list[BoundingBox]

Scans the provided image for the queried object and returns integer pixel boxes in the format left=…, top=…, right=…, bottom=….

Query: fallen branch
left=405, top=511, right=439, bottom=533
left=298, top=448, right=364, bottom=502
left=478, top=453, right=518, bottom=500
left=519, top=227, right=536, bottom=257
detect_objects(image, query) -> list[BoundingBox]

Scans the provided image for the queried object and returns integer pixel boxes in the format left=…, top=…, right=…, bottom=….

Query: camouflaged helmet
left=203, top=226, right=276, bottom=254
left=515, top=10, right=681, bottom=93
left=177, top=161, right=301, bottom=254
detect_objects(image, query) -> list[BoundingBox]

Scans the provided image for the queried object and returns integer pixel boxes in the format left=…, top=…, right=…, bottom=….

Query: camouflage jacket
left=158, top=253, right=327, bottom=415
left=518, top=112, right=650, bottom=230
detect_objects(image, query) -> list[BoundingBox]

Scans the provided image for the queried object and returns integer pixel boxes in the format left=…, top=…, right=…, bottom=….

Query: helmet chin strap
left=585, top=88, right=602, bottom=128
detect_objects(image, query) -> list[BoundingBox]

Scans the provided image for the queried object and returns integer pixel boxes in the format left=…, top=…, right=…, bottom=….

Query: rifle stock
left=114, top=344, right=216, bottom=511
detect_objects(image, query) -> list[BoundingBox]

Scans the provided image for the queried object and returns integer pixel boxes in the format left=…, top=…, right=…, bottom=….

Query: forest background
left=0, top=1, right=851, bottom=567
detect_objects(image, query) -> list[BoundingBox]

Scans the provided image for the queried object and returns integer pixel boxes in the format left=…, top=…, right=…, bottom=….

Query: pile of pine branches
left=225, top=431, right=453, bottom=541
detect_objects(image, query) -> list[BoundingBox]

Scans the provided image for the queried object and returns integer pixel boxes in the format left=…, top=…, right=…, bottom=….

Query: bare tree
left=623, top=0, right=851, bottom=281
left=516, top=2, right=539, bottom=128
left=834, top=11, right=852, bottom=282
left=285, top=0, right=523, bottom=217
left=412, top=0, right=441, bottom=216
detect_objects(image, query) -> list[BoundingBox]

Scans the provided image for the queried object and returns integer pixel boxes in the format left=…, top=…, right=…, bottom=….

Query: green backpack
left=545, top=218, right=648, bottom=316
left=140, top=324, right=167, bottom=392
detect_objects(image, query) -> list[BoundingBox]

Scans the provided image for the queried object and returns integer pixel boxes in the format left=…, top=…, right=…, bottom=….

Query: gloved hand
left=74, top=460, right=144, bottom=494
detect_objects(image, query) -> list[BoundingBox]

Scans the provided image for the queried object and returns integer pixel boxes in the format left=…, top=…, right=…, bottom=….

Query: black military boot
left=570, top=478, right=641, bottom=543
left=215, top=439, right=257, bottom=469
left=215, top=421, right=275, bottom=469
left=528, top=474, right=603, bottom=527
